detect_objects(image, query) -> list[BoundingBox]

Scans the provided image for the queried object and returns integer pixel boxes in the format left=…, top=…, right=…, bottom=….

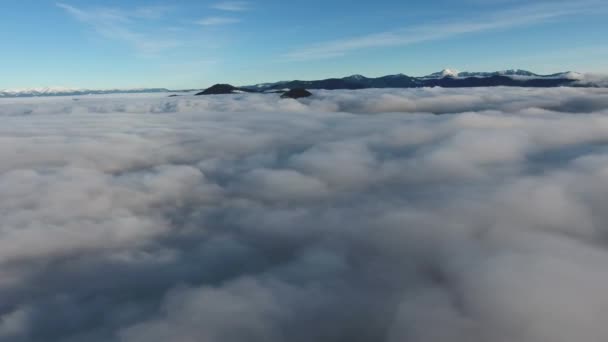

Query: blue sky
left=1, top=0, right=607, bottom=89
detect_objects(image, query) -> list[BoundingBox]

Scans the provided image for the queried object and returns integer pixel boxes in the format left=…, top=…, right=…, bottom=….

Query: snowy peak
left=343, top=74, right=368, bottom=81
left=440, top=68, right=460, bottom=77
left=424, top=69, right=460, bottom=79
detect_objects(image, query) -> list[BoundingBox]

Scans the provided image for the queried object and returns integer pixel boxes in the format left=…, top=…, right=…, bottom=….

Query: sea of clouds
left=1, top=87, right=608, bottom=342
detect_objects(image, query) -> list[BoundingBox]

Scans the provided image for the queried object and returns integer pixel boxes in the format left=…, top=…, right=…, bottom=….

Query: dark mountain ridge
left=195, top=84, right=256, bottom=95
left=240, top=69, right=584, bottom=92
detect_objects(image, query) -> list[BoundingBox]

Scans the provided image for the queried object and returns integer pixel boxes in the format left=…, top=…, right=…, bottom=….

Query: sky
left=0, top=0, right=607, bottom=89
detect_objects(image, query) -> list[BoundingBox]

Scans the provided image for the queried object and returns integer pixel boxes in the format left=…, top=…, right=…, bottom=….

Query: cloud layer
left=1, top=87, right=608, bottom=341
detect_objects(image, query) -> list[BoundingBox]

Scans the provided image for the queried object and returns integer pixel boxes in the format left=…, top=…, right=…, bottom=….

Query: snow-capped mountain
left=422, top=69, right=541, bottom=79
left=420, top=69, right=586, bottom=80
left=240, top=69, right=592, bottom=92
left=0, top=87, right=172, bottom=98
left=461, top=69, right=539, bottom=78
left=422, top=69, right=461, bottom=79
left=343, top=74, right=368, bottom=81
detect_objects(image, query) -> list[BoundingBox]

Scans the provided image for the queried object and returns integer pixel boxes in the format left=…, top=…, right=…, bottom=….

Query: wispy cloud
left=211, top=1, right=250, bottom=12
left=133, top=5, right=174, bottom=20
left=284, top=1, right=607, bottom=61
left=198, top=16, right=241, bottom=26
left=56, top=3, right=180, bottom=55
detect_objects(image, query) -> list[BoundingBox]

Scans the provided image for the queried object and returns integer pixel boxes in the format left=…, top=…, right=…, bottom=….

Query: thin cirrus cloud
left=198, top=16, right=241, bottom=26
left=133, top=5, right=174, bottom=19
left=211, top=1, right=250, bottom=12
left=56, top=3, right=181, bottom=55
left=284, top=0, right=608, bottom=60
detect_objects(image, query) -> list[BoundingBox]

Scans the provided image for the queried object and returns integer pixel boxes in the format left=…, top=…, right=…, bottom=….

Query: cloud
left=198, top=16, right=241, bottom=26
left=575, top=73, right=608, bottom=87
left=133, top=5, right=174, bottom=20
left=284, top=0, right=608, bottom=60
left=2, top=87, right=608, bottom=341
left=212, top=1, right=250, bottom=12
left=56, top=3, right=181, bottom=55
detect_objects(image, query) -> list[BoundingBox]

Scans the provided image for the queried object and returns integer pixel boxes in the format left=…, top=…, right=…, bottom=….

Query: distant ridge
left=0, top=87, right=174, bottom=98
left=241, top=69, right=592, bottom=92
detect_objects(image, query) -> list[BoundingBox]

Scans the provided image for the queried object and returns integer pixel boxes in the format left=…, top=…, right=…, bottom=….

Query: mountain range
left=242, top=69, right=589, bottom=92
left=0, top=69, right=598, bottom=98
left=0, top=87, right=173, bottom=98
